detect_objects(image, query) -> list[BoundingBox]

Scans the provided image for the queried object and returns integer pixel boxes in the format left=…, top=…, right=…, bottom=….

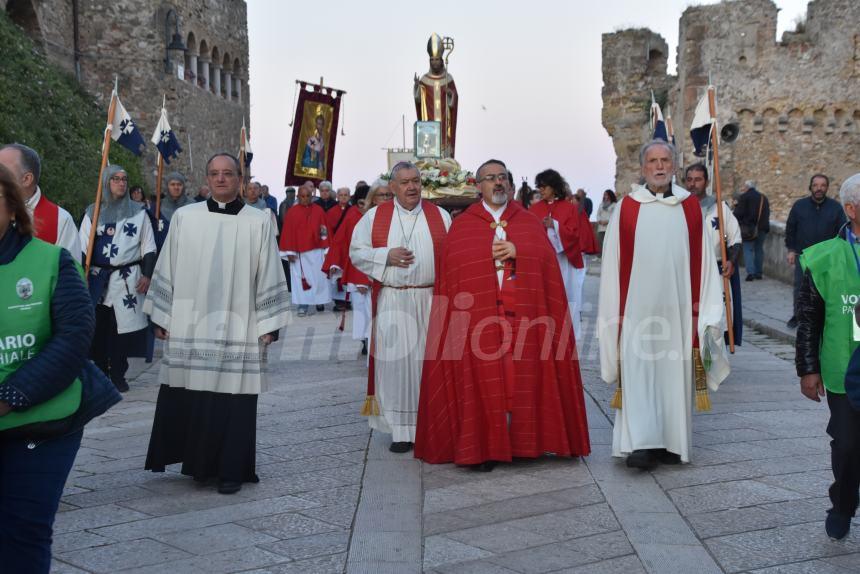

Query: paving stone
left=552, top=554, right=646, bottom=574
left=614, top=511, right=699, bottom=545
left=443, top=522, right=557, bottom=553
left=423, top=535, right=495, bottom=569
left=757, top=470, right=834, bottom=497
left=51, top=530, right=114, bottom=553
left=705, top=522, right=854, bottom=572
left=635, top=543, right=724, bottom=574
left=668, top=479, right=807, bottom=515
left=423, top=511, right=478, bottom=536
left=57, top=538, right=192, bottom=573
left=53, top=503, right=152, bottom=534
left=348, top=530, right=421, bottom=563
left=122, top=545, right=292, bottom=574
left=151, top=522, right=278, bottom=555
left=822, top=552, right=860, bottom=571
left=430, top=558, right=519, bottom=573
left=49, top=560, right=90, bottom=574
left=502, top=503, right=620, bottom=542
left=245, top=552, right=348, bottom=573
left=238, top=511, right=341, bottom=540
left=118, top=487, right=257, bottom=516
left=259, top=530, right=350, bottom=560
left=61, top=485, right=153, bottom=509
left=486, top=530, right=634, bottom=574
left=687, top=497, right=829, bottom=538
left=747, top=559, right=856, bottom=573
left=91, top=495, right=321, bottom=541
left=354, top=500, right=420, bottom=532
left=299, top=504, right=358, bottom=529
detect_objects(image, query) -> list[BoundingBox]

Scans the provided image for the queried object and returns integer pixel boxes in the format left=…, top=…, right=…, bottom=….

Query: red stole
left=32, top=195, right=59, bottom=245
left=614, top=194, right=702, bottom=407
left=529, top=199, right=583, bottom=268
left=362, top=200, right=447, bottom=413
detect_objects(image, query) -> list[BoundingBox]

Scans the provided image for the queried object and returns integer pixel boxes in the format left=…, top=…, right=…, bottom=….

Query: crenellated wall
left=602, top=0, right=860, bottom=221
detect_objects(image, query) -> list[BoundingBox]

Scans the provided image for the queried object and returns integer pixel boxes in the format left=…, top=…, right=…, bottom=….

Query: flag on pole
left=150, top=104, right=182, bottom=164
left=110, top=91, right=146, bottom=156
left=650, top=91, right=668, bottom=142
left=689, top=90, right=713, bottom=157
left=240, top=120, right=253, bottom=167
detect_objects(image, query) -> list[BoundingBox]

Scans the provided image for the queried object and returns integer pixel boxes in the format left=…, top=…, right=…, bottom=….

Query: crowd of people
left=0, top=137, right=858, bottom=572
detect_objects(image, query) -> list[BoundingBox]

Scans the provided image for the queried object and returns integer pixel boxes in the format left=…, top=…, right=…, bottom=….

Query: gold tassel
left=610, top=357, right=623, bottom=409
left=360, top=395, right=380, bottom=417
left=693, top=348, right=711, bottom=412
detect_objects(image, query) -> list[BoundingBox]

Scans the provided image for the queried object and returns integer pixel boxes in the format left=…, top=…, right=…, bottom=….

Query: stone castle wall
left=602, top=0, right=860, bottom=221
left=3, top=0, right=249, bottom=193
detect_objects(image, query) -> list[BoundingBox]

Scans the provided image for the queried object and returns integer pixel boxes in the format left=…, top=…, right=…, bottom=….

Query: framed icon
left=414, top=121, right=441, bottom=159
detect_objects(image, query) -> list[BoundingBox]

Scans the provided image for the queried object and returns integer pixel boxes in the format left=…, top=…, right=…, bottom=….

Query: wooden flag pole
left=85, top=90, right=118, bottom=276
left=708, top=85, right=735, bottom=353
left=154, top=152, right=164, bottom=221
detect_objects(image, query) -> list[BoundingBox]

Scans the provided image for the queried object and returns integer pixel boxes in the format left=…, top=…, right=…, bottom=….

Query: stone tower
left=602, top=0, right=860, bottom=220
left=2, top=0, right=250, bottom=192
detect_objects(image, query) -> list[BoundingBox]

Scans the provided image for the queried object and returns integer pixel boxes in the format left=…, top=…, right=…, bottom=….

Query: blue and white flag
left=240, top=121, right=253, bottom=167
left=650, top=93, right=668, bottom=142
left=150, top=106, right=182, bottom=164
left=689, top=90, right=714, bottom=157
left=110, top=93, right=146, bottom=156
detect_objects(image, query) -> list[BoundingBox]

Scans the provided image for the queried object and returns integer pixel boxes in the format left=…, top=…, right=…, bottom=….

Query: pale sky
left=247, top=0, right=809, bottom=205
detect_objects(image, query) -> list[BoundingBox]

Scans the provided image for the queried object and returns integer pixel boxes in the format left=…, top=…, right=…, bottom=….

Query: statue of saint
left=414, top=33, right=458, bottom=158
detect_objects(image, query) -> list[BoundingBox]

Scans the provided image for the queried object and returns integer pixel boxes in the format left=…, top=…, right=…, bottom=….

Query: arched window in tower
left=646, top=48, right=664, bottom=76
left=210, top=46, right=221, bottom=96
left=222, top=52, right=232, bottom=101
left=198, top=40, right=210, bottom=90
left=184, top=32, right=198, bottom=84
left=233, top=58, right=243, bottom=103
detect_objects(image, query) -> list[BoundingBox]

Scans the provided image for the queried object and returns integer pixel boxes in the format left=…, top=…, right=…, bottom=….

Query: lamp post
left=163, top=9, right=187, bottom=75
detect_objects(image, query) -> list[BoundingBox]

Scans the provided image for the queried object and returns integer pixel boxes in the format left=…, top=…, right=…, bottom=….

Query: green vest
left=0, top=239, right=81, bottom=430
left=800, top=237, right=860, bottom=394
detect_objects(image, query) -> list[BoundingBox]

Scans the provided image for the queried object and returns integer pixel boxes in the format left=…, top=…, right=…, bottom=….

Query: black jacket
left=795, top=267, right=824, bottom=377
left=733, top=188, right=770, bottom=234
left=785, top=196, right=846, bottom=254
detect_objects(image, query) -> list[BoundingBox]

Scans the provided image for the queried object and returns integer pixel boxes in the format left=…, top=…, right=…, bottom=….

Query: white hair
left=336, top=186, right=351, bottom=195
left=389, top=161, right=419, bottom=180
left=319, top=180, right=333, bottom=191
left=638, top=139, right=676, bottom=167
left=743, top=180, right=756, bottom=189
left=838, top=173, right=860, bottom=206
left=370, top=178, right=389, bottom=194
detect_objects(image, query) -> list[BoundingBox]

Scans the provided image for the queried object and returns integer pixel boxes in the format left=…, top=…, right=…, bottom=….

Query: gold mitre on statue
left=427, top=33, right=444, bottom=58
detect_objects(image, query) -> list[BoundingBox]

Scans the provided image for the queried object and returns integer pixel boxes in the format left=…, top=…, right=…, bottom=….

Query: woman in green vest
left=796, top=172, right=860, bottom=542
left=0, top=164, right=104, bottom=573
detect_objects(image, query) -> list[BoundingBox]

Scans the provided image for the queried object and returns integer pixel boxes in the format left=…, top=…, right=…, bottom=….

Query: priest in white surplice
left=598, top=140, right=730, bottom=469
left=350, top=162, right=451, bottom=453
left=279, top=182, right=331, bottom=316
left=143, top=153, right=289, bottom=495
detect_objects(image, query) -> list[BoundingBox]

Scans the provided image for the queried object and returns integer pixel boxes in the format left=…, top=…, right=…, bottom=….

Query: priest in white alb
left=598, top=140, right=730, bottom=469
left=143, top=152, right=289, bottom=495
left=349, top=162, right=451, bottom=453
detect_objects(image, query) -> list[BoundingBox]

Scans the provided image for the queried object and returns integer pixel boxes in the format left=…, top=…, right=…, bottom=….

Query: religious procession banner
left=284, top=81, right=344, bottom=186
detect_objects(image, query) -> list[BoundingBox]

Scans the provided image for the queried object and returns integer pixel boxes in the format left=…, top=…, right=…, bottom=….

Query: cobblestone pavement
left=52, top=272, right=859, bottom=573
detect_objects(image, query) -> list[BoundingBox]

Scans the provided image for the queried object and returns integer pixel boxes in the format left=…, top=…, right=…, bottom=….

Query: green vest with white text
left=800, top=236, right=860, bottom=394
left=0, top=239, right=81, bottom=430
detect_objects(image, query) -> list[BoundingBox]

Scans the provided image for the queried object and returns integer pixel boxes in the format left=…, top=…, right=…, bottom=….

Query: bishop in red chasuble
left=415, top=160, right=590, bottom=470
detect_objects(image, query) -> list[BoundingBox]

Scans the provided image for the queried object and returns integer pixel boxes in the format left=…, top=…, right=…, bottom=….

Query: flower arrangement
left=381, top=158, right=476, bottom=191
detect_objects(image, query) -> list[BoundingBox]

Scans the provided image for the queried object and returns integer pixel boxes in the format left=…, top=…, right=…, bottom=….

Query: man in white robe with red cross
left=598, top=140, right=730, bottom=469
left=349, top=161, right=451, bottom=453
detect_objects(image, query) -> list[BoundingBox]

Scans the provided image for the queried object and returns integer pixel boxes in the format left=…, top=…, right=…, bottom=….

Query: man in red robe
left=415, top=159, right=591, bottom=471
left=326, top=187, right=355, bottom=311
left=323, top=195, right=371, bottom=353
left=279, top=185, right=331, bottom=316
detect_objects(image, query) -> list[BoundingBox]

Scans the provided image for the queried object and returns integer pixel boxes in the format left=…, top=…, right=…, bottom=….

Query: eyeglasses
left=478, top=173, right=509, bottom=183
left=110, top=176, right=128, bottom=183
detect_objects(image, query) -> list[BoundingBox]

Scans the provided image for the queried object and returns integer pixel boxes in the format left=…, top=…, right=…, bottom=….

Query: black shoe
left=113, top=379, right=130, bottom=393
left=361, top=339, right=368, bottom=355
left=654, top=449, right=681, bottom=465
left=470, top=461, right=497, bottom=472
left=316, top=304, right=325, bottom=312
left=745, top=274, right=755, bottom=282
left=787, top=317, right=798, bottom=329
left=217, top=480, right=243, bottom=495
left=389, top=441, right=414, bottom=453
left=626, top=449, right=657, bottom=470
left=825, top=510, right=851, bottom=540
left=333, top=302, right=345, bottom=312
